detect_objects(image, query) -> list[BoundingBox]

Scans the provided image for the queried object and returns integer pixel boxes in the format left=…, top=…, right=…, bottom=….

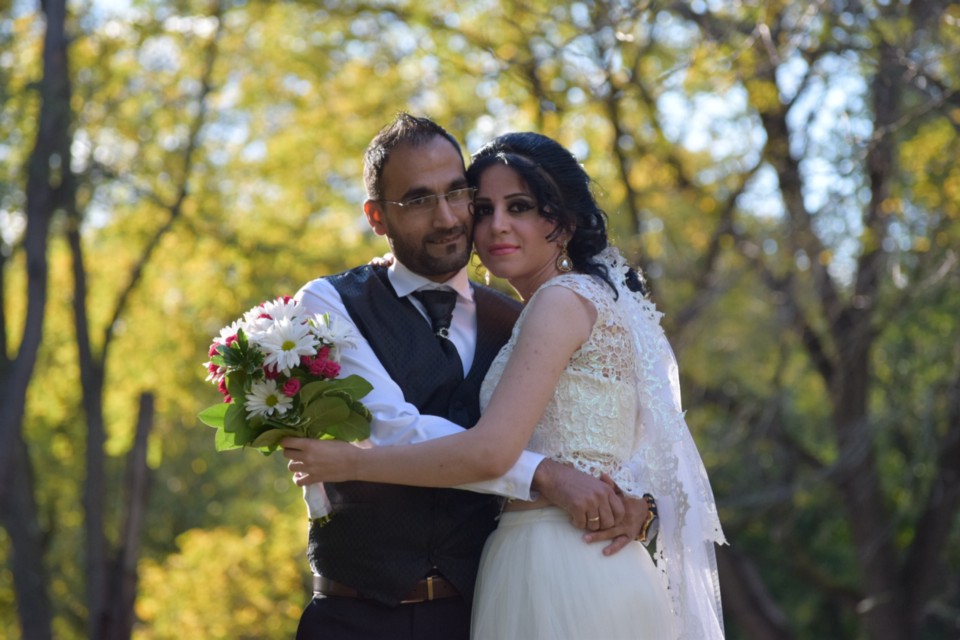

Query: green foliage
left=134, top=512, right=306, bottom=639
left=3, top=0, right=959, bottom=638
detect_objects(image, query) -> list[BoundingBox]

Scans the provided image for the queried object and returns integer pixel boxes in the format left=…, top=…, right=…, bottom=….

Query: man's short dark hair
left=363, top=113, right=465, bottom=201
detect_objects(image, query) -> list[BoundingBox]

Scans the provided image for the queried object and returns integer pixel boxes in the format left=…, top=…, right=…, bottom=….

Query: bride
left=283, top=132, right=726, bottom=639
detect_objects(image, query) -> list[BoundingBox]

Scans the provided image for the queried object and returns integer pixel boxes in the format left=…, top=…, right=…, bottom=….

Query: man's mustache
left=425, top=225, right=469, bottom=243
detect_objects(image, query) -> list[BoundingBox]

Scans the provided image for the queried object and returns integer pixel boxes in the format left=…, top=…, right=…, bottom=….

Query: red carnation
left=217, top=378, right=231, bottom=403
left=282, top=378, right=302, bottom=397
left=321, top=360, right=341, bottom=378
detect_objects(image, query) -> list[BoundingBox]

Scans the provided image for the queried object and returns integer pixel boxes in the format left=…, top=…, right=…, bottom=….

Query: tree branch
left=716, top=546, right=795, bottom=640
left=901, top=368, right=960, bottom=627
left=102, top=4, right=223, bottom=353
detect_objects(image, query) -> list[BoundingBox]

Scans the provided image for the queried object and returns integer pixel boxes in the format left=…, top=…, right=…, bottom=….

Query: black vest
left=306, top=265, right=521, bottom=605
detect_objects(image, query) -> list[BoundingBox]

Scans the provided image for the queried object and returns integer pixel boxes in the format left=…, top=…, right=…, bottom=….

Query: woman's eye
left=509, top=201, right=536, bottom=215
left=472, top=204, right=493, bottom=218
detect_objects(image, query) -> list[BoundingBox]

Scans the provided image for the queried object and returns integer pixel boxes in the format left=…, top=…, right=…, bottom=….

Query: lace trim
left=598, top=246, right=726, bottom=639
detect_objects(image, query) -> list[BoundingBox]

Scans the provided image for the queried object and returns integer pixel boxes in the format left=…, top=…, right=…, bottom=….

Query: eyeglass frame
left=377, top=187, right=477, bottom=213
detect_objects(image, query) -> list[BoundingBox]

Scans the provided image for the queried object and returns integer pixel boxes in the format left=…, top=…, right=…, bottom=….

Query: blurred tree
left=2, top=0, right=958, bottom=639
left=135, top=510, right=304, bottom=640
left=659, top=2, right=960, bottom=639
left=0, top=1, right=69, bottom=638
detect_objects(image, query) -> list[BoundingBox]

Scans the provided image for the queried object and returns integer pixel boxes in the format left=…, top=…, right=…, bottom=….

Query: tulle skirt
left=471, top=507, right=676, bottom=640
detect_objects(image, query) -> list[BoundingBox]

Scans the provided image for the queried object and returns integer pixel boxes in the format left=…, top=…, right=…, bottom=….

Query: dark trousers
left=295, top=595, right=471, bottom=640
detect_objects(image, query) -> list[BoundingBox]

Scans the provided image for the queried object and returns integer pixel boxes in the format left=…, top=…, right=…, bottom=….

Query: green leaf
left=319, top=412, right=371, bottom=442
left=198, top=402, right=229, bottom=428
left=301, top=395, right=351, bottom=424
left=232, top=416, right=263, bottom=447
left=214, top=426, right=243, bottom=452
left=299, top=379, right=335, bottom=405
left=330, top=374, right=373, bottom=399
left=347, top=398, right=373, bottom=422
left=225, top=372, right=247, bottom=402
left=249, top=428, right=304, bottom=450
left=224, top=403, right=247, bottom=434
left=300, top=375, right=373, bottom=405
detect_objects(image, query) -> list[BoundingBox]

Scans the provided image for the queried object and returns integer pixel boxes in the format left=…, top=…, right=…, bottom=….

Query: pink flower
left=208, top=342, right=220, bottom=357
left=300, top=355, right=314, bottom=367
left=317, top=345, right=331, bottom=360
left=264, top=364, right=280, bottom=380
left=310, top=359, right=340, bottom=378
left=225, top=334, right=238, bottom=345
left=218, top=378, right=232, bottom=403
left=282, top=378, right=302, bottom=397
left=309, top=358, right=328, bottom=377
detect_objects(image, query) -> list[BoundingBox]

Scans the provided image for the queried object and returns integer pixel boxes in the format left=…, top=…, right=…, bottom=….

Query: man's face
left=364, top=136, right=473, bottom=282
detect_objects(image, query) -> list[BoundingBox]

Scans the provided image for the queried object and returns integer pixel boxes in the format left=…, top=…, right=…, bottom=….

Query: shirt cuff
left=454, top=450, right=545, bottom=500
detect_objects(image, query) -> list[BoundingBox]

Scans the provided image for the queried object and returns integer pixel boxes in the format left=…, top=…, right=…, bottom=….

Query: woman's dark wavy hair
left=466, top=132, right=645, bottom=296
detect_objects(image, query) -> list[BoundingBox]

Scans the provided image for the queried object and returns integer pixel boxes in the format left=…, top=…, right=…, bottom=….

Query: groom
left=288, top=113, right=647, bottom=640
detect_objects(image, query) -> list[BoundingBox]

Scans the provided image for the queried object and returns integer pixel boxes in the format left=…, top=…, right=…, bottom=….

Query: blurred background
left=1, top=0, right=958, bottom=638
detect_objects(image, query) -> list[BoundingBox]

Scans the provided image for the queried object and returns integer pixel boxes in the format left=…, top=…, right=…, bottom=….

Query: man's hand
left=532, top=460, right=625, bottom=531
left=582, top=473, right=654, bottom=556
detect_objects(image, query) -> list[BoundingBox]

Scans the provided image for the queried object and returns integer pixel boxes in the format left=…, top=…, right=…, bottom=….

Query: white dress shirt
left=294, top=261, right=544, bottom=516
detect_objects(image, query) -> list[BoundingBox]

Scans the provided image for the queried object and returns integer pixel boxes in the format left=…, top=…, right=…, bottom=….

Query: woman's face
left=472, top=163, right=565, bottom=298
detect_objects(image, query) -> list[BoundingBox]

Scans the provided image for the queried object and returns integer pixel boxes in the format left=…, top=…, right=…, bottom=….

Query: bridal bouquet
left=199, top=296, right=372, bottom=453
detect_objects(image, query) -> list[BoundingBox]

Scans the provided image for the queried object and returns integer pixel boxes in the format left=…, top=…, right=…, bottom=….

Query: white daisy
left=256, top=317, right=318, bottom=374
left=242, top=306, right=277, bottom=335
left=217, top=320, right=244, bottom=343
left=258, top=296, right=302, bottom=324
left=310, top=313, right=357, bottom=360
left=244, top=379, right=293, bottom=418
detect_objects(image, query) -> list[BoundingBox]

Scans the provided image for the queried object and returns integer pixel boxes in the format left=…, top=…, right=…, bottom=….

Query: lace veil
left=599, top=247, right=727, bottom=639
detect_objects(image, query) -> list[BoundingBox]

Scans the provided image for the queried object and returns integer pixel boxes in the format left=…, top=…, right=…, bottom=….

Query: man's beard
left=388, top=225, right=472, bottom=278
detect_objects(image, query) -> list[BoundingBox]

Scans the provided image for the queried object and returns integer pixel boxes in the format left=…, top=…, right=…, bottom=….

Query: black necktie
left=413, top=288, right=458, bottom=338
left=412, top=289, right=461, bottom=363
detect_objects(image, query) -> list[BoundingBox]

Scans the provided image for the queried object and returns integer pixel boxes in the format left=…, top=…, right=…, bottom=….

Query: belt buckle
left=400, top=576, right=436, bottom=604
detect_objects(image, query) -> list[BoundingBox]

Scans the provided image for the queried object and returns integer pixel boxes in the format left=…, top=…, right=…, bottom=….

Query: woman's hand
left=281, top=437, right=360, bottom=485
left=582, top=473, right=655, bottom=556
left=368, top=252, right=395, bottom=268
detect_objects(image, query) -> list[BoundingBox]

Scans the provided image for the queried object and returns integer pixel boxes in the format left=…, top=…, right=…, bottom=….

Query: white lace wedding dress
left=471, top=250, right=726, bottom=640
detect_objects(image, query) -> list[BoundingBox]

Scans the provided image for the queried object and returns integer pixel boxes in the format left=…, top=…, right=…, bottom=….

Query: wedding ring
left=588, top=516, right=600, bottom=522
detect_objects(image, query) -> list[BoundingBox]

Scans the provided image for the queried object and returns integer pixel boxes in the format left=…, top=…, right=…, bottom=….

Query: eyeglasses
left=379, top=187, right=476, bottom=214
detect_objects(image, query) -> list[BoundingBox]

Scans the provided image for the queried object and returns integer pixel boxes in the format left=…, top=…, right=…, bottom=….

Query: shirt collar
left=389, top=259, right=473, bottom=302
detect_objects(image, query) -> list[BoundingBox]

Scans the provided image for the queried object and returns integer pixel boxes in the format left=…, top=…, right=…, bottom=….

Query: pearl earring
left=556, top=240, right=573, bottom=272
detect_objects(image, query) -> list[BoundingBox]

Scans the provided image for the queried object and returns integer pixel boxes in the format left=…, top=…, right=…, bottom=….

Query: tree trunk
left=66, top=201, right=109, bottom=639
left=715, top=546, right=795, bottom=640
left=0, top=1, right=70, bottom=637
left=102, top=393, right=155, bottom=640
left=831, top=345, right=908, bottom=640
left=0, top=433, right=53, bottom=640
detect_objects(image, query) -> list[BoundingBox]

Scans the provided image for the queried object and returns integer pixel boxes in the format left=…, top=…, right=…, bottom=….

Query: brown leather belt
left=312, top=574, right=460, bottom=604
